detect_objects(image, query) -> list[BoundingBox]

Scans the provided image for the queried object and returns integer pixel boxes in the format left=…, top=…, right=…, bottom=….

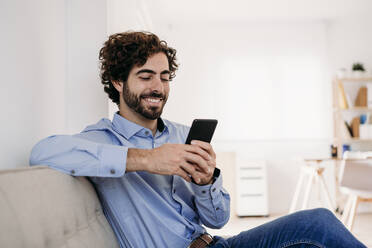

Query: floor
left=206, top=212, right=372, bottom=247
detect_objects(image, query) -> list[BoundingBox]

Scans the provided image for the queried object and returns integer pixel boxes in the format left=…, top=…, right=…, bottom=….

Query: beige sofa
left=0, top=166, right=119, bottom=248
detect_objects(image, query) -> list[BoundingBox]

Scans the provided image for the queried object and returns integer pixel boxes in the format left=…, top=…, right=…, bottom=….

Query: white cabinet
left=236, top=159, right=269, bottom=216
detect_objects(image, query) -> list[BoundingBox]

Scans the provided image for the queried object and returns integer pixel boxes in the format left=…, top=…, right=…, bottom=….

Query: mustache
left=140, top=91, right=166, bottom=100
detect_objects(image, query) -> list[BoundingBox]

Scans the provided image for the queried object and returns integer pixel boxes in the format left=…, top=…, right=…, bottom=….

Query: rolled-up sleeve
left=30, top=134, right=127, bottom=177
left=190, top=174, right=231, bottom=229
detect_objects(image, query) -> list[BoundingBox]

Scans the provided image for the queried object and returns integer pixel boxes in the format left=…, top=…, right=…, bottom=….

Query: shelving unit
left=333, top=77, right=372, bottom=158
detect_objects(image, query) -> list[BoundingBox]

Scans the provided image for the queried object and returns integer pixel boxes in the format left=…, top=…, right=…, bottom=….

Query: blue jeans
left=210, top=208, right=366, bottom=248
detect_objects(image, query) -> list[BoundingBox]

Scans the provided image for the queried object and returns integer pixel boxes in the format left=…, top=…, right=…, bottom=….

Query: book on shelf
left=338, top=82, right=348, bottom=109
left=351, top=117, right=360, bottom=138
left=355, top=86, right=367, bottom=107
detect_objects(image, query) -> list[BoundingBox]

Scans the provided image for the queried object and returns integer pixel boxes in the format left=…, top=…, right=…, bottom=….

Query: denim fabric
left=210, top=208, right=366, bottom=248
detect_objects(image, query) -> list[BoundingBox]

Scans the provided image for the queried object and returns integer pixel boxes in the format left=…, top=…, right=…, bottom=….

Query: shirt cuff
left=191, top=170, right=223, bottom=199
left=98, top=144, right=128, bottom=177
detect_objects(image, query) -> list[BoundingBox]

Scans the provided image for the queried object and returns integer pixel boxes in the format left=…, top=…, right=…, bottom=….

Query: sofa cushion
left=0, top=166, right=119, bottom=248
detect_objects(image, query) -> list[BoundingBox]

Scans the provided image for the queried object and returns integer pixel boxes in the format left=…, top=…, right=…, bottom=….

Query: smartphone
left=185, top=119, right=218, bottom=144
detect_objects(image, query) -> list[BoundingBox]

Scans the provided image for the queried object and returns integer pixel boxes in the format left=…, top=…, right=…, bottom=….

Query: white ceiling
left=144, top=0, right=372, bottom=23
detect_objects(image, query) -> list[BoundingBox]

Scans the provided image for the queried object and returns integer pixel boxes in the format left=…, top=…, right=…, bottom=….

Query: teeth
left=145, top=98, right=161, bottom=103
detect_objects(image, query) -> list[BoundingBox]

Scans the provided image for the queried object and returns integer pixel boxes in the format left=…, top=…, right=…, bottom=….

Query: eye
left=139, top=77, right=151, bottom=81
left=161, top=78, right=170, bottom=82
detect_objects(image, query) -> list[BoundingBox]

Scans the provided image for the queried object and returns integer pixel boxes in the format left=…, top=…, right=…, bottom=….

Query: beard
left=122, top=83, right=168, bottom=120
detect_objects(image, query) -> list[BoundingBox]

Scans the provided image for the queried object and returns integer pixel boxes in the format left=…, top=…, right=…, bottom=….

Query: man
left=30, top=31, right=366, bottom=248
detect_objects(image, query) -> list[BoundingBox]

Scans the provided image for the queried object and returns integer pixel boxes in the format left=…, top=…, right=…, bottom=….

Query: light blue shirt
left=30, top=113, right=230, bottom=248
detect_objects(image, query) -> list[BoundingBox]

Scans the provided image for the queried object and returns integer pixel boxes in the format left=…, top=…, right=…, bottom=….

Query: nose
left=149, top=76, right=164, bottom=92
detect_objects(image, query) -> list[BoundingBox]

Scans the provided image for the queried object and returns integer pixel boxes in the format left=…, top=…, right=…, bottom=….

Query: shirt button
left=173, top=189, right=176, bottom=194
left=216, top=207, right=220, bottom=210
left=212, top=188, right=216, bottom=192
left=110, top=169, right=115, bottom=174
left=145, top=131, right=150, bottom=135
left=71, top=169, right=75, bottom=174
left=202, top=190, right=206, bottom=194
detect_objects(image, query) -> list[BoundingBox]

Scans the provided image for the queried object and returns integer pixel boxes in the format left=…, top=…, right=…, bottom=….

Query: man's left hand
left=189, top=140, right=216, bottom=185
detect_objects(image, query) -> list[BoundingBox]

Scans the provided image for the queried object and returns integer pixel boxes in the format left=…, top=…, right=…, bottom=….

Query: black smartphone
left=185, top=119, right=218, bottom=144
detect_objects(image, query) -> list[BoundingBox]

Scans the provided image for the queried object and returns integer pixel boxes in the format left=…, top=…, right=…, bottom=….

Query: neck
left=118, top=104, right=158, bottom=136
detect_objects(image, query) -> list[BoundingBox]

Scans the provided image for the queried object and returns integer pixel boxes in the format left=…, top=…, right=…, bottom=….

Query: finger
left=191, top=170, right=213, bottom=185
left=207, top=159, right=216, bottom=169
left=180, top=162, right=201, bottom=183
left=176, top=167, right=192, bottom=182
left=183, top=152, right=210, bottom=174
left=185, top=144, right=211, bottom=161
left=190, top=140, right=216, bottom=159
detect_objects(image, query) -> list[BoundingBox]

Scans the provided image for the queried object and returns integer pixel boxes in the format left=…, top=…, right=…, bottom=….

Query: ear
left=112, top=81, right=123, bottom=93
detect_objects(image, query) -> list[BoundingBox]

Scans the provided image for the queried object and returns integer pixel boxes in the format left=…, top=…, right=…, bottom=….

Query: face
left=121, top=52, right=170, bottom=120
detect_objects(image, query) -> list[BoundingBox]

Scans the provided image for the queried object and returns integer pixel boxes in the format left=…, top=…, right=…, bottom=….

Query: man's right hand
left=127, top=144, right=211, bottom=183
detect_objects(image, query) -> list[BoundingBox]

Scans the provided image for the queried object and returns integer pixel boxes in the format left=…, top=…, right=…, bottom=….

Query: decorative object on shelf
left=330, top=144, right=338, bottom=158
left=342, top=121, right=353, bottom=138
left=342, top=144, right=351, bottom=155
left=352, top=63, right=366, bottom=72
left=360, top=114, right=367, bottom=124
left=352, top=62, right=366, bottom=78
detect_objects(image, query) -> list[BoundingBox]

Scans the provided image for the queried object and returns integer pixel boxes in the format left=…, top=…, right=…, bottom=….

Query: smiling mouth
left=141, top=96, right=163, bottom=104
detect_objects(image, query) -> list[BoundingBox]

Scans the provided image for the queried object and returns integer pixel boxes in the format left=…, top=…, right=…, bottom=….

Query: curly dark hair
left=99, top=31, right=178, bottom=106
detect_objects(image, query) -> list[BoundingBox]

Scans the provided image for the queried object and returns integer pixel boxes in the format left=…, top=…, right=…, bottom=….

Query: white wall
left=327, top=16, right=372, bottom=75
left=150, top=21, right=332, bottom=213
left=0, top=0, right=107, bottom=169
left=66, top=0, right=108, bottom=134
left=154, top=21, right=331, bottom=140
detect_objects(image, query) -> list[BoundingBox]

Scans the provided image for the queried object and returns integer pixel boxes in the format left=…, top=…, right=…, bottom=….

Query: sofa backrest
left=0, top=166, right=119, bottom=248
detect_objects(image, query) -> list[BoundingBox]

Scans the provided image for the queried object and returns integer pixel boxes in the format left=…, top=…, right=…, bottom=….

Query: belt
left=188, top=233, right=214, bottom=248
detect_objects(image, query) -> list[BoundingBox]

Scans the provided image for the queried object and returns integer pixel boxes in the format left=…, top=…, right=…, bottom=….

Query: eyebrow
left=135, top=69, right=170, bottom=75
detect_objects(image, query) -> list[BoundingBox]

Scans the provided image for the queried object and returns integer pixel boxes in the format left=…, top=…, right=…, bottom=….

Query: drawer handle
left=240, top=167, right=262, bottom=170
left=241, top=193, right=263, bottom=197
left=240, top=176, right=263, bottom=180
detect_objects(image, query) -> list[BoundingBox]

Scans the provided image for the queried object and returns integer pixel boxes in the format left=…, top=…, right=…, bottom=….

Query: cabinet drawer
left=237, top=178, right=265, bottom=194
left=238, top=166, right=265, bottom=177
left=237, top=194, right=268, bottom=216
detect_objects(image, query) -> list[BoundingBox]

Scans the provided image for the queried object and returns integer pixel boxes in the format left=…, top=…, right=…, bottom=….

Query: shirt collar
left=112, top=112, right=167, bottom=139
